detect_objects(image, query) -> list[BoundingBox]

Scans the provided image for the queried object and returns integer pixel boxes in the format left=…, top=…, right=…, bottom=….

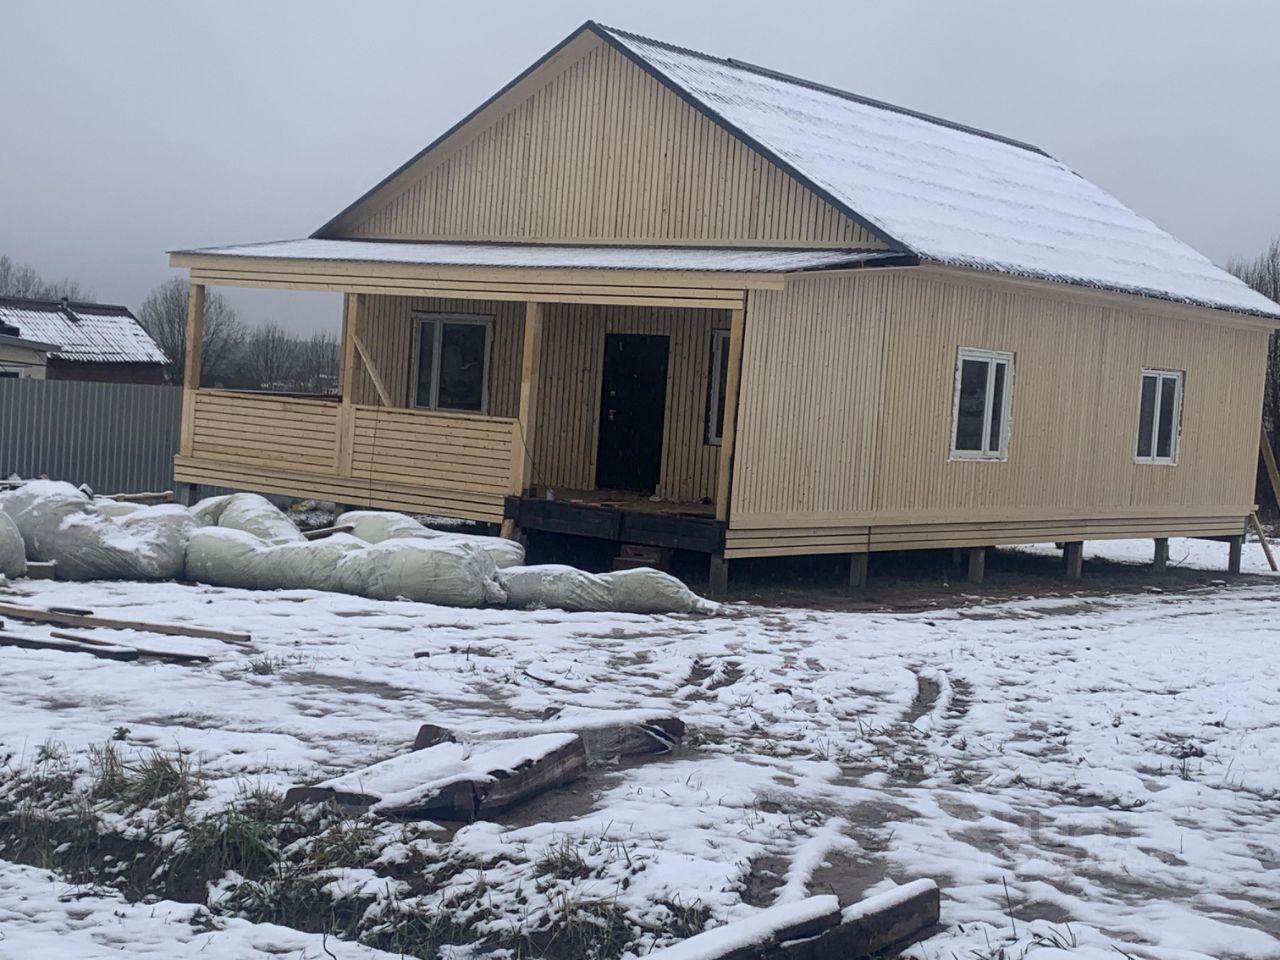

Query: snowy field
left=1, top=536, right=1278, bottom=959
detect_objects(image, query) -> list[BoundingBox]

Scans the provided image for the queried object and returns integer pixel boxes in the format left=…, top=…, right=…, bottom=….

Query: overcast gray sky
left=2, top=0, right=1277, bottom=333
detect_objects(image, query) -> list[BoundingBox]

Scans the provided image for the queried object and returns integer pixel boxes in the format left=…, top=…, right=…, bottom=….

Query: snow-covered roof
left=595, top=24, right=1280, bottom=319
left=173, top=238, right=902, bottom=274
left=0, top=297, right=167, bottom=365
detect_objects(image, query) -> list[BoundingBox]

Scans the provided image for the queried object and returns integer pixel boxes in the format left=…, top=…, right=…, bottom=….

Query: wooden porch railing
left=176, top=389, right=519, bottom=522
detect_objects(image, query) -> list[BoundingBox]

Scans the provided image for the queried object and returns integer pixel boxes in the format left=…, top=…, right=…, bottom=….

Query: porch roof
left=169, top=238, right=905, bottom=274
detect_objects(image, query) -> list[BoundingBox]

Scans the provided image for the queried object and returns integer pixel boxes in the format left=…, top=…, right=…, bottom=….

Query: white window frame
left=949, top=347, right=1014, bottom=461
left=705, top=328, right=730, bottom=445
left=1134, top=369, right=1183, bottom=465
left=409, top=312, right=493, bottom=413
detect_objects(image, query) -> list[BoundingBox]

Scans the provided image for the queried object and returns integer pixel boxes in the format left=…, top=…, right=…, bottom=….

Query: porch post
left=509, top=299, right=544, bottom=501
left=178, top=282, right=204, bottom=458
left=335, top=293, right=360, bottom=477
left=715, top=304, right=746, bottom=523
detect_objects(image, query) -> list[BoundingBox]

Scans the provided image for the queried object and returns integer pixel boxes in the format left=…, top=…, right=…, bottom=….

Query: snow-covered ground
left=1, top=536, right=1278, bottom=959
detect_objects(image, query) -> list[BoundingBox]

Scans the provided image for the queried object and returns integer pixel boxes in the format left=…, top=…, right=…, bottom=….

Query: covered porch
left=169, top=239, right=897, bottom=577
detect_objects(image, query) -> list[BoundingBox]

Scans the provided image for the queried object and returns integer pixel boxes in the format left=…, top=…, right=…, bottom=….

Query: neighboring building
left=167, top=21, right=1280, bottom=590
left=0, top=296, right=168, bottom=384
left=0, top=320, right=59, bottom=378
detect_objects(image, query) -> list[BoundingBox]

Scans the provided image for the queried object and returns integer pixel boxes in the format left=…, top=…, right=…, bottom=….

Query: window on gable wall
left=705, top=329, right=731, bottom=445
left=950, top=348, right=1014, bottom=460
left=411, top=313, right=492, bottom=413
left=1135, top=369, right=1183, bottom=464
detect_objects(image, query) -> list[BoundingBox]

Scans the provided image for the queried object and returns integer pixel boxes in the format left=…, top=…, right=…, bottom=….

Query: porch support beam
left=352, top=331, right=392, bottom=407
left=512, top=300, right=544, bottom=498
left=336, top=293, right=361, bottom=475
left=715, top=304, right=747, bottom=523
left=178, top=282, right=205, bottom=457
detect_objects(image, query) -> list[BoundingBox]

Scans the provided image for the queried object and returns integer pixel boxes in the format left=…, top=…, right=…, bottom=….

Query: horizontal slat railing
left=179, top=390, right=518, bottom=522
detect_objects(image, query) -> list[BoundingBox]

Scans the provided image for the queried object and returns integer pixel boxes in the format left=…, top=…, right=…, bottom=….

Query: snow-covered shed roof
left=172, top=238, right=902, bottom=274
left=592, top=24, right=1280, bottom=319
left=0, top=297, right=167, bottom=365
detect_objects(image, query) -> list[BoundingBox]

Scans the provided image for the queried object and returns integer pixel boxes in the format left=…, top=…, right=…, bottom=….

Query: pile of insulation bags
left=0, top=481, right=713, bottom=614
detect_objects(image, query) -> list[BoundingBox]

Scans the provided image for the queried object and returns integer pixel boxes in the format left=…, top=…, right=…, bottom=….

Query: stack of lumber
left=643, top=880, right=940, bottom=959
left=285, top=733, right=587, bottom=820
left=0, top=602, right=249, bottom=663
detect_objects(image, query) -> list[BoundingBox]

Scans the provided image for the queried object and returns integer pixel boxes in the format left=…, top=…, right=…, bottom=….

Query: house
left=167, top=21, right=1280, bottom=591
left=0, top=296, right=168, bottom=384
left=0, top=320, right=59, bottom=378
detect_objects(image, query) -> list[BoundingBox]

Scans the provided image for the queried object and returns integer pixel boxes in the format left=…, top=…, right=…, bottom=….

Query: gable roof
left=317, top=21, right=1277, bottom=319
left=0, top=297, right=167, bottom=365
left=594, top=24, right=1280, bottom=319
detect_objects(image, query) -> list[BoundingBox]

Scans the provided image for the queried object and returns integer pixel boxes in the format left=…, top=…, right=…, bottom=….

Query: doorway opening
left=595, top=333, right=669, bottom=493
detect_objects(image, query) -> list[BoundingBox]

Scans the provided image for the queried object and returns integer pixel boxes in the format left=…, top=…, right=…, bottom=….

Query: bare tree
left=0, top=254, right=90, bottom=300
left=294, top=330, right=340, bottom=393
left=241, top=322, right=301, bottom=390
left=136, top=277, right=245, bottom=384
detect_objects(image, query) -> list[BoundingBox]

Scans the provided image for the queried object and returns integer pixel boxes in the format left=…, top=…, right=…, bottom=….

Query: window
left=0, top=367, right=22, bottom=379
left=705, top=329, right=731, bottom=444
left=411, top=314, right=492, bottom=412
left=1135, top=369, right=1182, bottom=463
left=950, top=348, right=1013, bottom=460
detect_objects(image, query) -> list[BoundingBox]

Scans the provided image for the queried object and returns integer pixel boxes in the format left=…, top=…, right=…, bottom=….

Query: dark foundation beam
left=708, top=554, right=729, bottom=596
left=1063, top=541, right=1084, bottom=580
left=848, top=552, right=868, bottom=592
left=1153, top=537, right=1169, bottom=574
left=1228, top=535, right=1243, bottom=574
left=966, top=546, right=986, bottom=584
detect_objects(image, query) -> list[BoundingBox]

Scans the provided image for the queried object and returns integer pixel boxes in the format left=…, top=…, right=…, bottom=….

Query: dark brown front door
left=595, top=333, right=669, bottom=493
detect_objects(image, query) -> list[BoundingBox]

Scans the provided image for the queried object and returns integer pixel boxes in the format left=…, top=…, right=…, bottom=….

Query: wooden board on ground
left=413, top=712, right=686, bottom=765
left=643, top=880, right=939, bottom=960
left=110, top=491, right=174, bottom=504
left=303, top=523, right=356, bottom=540
left=0, top=602, right=251, bottom=645
left=0, top=631, right=138, bottom=662
left=284, top=733, right=587, bottom=821
left=48, top=630, right=213, bottom=665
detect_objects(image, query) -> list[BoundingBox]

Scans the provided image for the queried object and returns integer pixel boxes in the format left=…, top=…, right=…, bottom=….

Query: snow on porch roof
left=595, top=24, right=1280, bottom=319
left=173, top=238, right=906, bottom=274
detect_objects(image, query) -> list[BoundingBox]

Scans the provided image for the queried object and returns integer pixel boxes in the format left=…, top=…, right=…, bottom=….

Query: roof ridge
left=0, top=295, right=132, bottom=314
left=591, top=22, right=1049, bottom=157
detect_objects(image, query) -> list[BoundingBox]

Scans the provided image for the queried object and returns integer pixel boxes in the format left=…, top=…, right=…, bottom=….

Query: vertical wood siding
left=356, top=294, right=724, bottom=502
left=329, top=40, right=883, bottom=250
left=732, top=271, right=1267, bottom=528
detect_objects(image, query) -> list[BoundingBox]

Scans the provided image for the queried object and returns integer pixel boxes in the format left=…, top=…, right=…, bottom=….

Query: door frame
left=594, top=332, right=671, bottom=493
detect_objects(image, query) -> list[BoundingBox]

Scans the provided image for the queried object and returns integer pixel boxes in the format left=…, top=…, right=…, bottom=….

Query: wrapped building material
left=215, top=493, right=305, bottom=544
left=600, top=567, right=716, bottom=614
left=496, top=564, right=613, bottom=612
left=337, top=509, right=524, bottom=568
left=0, top=509, right=24, bottom=579
left=335, top=538, right=506, bottom=607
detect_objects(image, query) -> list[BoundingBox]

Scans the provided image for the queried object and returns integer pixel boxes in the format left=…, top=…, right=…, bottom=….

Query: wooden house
left=0, top=297, right=168, bottom=384
left=168, top=22, right=1280, bottom=590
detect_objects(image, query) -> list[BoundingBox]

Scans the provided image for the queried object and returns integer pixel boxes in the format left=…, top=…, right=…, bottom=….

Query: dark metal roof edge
left=588, top=22, right=915, bottom=256
left=0, top=295, right=135, bottom=317
left=311, top=22, right=600, bottom=239
left=595, top=23, right=1051, bottom=158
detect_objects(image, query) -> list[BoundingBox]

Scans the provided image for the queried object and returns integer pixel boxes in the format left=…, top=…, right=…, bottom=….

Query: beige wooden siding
left=354, top=296, right=523, bottom=415
left=532, top=302, right=723, bottom=502
left=354, top=294, right=724, bottom=502
left=178, top=390, right=517, bottom=522
left=731, top=270, right=1267, bottom=538
left=328, top=39, right=883, bottom=250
